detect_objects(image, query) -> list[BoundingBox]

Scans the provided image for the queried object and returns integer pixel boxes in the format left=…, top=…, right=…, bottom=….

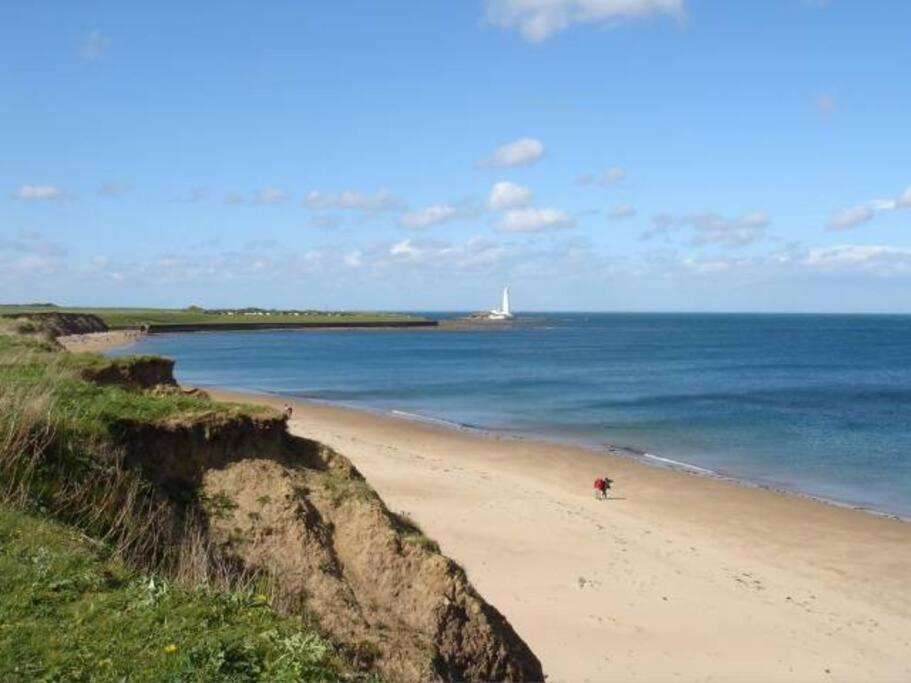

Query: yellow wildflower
left=163, top=643, right=178, bottom=654
left=254, top=593, right=269, bottom=603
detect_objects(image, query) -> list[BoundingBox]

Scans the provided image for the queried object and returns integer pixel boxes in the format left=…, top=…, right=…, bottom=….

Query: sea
left=111, top=313, right=911, bottom=518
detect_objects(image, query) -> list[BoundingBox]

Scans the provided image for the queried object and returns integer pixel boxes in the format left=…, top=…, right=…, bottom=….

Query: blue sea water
left=112, top=313, right=911, bottom=518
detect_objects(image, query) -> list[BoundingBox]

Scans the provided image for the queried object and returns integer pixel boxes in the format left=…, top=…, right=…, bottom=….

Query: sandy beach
left=207, top=389, right=911, bottom=683
left=58, top=330, right=145, bottom=353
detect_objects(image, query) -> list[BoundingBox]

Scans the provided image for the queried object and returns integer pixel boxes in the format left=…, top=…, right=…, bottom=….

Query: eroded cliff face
left=1, top=311, right=109, bottom=337
left=98, top=362, right=543, bottom=681
left=202, top=451, right=543, bottom=682
left=80, top=356, right=177, bottom=391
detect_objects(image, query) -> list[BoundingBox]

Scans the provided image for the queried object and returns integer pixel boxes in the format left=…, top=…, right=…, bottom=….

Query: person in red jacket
left=594, top=476, right=613, bottom=500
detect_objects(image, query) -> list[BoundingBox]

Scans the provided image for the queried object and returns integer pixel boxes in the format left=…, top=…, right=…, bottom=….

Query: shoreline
left=209, top=386, right=911, bottom=683
left=210, top=385, right=911, bottom=523
left=84, top=323, right=908, bottom=520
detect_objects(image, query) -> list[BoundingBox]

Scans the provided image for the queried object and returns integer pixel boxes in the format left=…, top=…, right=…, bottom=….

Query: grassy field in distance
left=0, top=304, right=426, bottom=328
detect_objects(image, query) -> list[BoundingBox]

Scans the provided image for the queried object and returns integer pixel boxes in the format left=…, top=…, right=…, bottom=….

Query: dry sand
left=206, top=390, right=911, bottom=683
left=58, top=329, right=144, bottom=353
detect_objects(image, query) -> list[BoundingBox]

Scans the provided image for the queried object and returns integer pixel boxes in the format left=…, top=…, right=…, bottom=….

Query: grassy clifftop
left=0, top=316, right=542, bottom=682
left=0, top=318, right=347, bottom=681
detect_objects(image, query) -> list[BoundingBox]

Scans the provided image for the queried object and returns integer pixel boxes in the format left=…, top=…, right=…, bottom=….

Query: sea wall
left=142, top=320, right=438, bottom=333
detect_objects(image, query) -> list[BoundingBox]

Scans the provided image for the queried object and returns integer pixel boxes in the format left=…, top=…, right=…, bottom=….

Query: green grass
left=0, top=327, right=374, bottom=680
left=0, top=506, right=343, bottom=682
left=0, top=305, right=427, bottom=328
left=0, top=342, right=274, bottom=438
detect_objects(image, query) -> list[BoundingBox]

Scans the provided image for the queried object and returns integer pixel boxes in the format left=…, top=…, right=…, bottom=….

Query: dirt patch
left=80, top=356, right=177, bottom=391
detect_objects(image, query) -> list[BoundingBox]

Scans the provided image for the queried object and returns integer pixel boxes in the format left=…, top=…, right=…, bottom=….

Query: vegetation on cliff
left=0, top=508, right=341, bottom=681
left=0, top=315, right=543, bottom=681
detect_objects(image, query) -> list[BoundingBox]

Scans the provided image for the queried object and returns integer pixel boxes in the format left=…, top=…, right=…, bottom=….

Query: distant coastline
left=138, top=319, right=438, bottom=333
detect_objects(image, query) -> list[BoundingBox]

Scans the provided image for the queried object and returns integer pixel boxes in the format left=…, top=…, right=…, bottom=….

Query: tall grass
left=0, top=345, right=248, bottom=590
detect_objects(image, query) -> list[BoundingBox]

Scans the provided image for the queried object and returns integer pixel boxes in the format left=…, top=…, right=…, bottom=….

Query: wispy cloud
left=310, top=215, right=342, bottom=229
left=829, top=205, right=874, bottom=231
left=304, top=189, right=400, bottom=213
left=688, top=211, right=769, bottom=247
left=12, top=185, right=63, bottom=201
left=497, top=207, right=575, bottom=233
left=576, top=166, right=626, bottom=186
left=0, top=232, right=68, bottom=281
left=399, top=204, right=462, bottom=229
left=487, top=181, right=533, bottom=210
left=80, top=30, right=108, bottom=60
left=478, top=138, right=545, bottom=167
left=256, top=187, right=289, bottom=205
left=828, top=185, right=910, bottom=230
left=484, top=0, right=685, bottom=43
left=607, top=204, right=637, bottom=220
left=641, top=211, right=769, bottom=247
left=804, top=245, right=911, bottom=276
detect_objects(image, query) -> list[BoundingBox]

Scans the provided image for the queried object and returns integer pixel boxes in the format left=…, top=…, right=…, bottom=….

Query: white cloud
left=399, top=204, right=461, bottom=229
left=577, top=166, right=626, bottom=186
left=80, top=30, right=108, bottom=60
left=256, top=187, right=288, bottom=205
left=804, top=245, right=911, bottom=276
left=869, top=199, right=897, bottom=211
left=484, top=0, right=684, bottom=42
left=828, top=205, right=874, bottom=231
left=899, top=186, right=911, bottom=208
left=310, top=215, right=341, bottom=229
left=479, top=138, right=545, bottom=167
left=305, top=189, right=399, bottom=212
left=497, top=207, right=575, bottom=232
left=0, top=232, right=67, bottom=282
left=828, top=184, right=911, bottom=229
left=389, top=239, right=424, bottom=258
left=13, top=185, right=62, bottom=201
left=344, top=250, right=363, bottom=268
left=641, top=211, right=768, bottom=246
left=487, top=181, right=534, bottom=210
left=607, top=204, right=636, bottom=220
left=687, top=211, right=769, bottom=247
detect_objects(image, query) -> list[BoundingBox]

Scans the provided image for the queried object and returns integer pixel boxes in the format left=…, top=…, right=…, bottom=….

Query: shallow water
left=113, top=313, right=911, bottom=517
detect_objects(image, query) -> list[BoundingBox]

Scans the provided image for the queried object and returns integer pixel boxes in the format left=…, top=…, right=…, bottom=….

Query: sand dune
left=209, top=390, right=911, bottom=683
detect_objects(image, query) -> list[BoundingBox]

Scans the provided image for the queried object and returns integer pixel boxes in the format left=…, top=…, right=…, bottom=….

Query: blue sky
left=2, top=1, right=910, bottom=312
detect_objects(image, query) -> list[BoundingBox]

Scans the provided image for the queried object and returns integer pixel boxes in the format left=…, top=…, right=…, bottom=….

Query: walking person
left=601, top=475, right=613, bottom=499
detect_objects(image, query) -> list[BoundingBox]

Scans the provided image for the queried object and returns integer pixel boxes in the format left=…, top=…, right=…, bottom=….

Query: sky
left=2, top=0, right=910, bottom=313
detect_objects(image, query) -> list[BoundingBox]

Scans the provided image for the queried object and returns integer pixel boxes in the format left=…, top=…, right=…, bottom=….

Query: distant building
left=470, top=287, right=514, bottom=320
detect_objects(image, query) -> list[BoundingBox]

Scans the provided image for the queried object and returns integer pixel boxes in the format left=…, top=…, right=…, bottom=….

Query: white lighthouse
left=488, top=286, right=514, bottom=320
